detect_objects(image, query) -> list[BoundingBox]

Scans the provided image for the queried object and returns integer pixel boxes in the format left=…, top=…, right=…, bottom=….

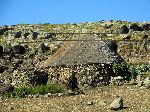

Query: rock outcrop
left=120, top=25, right=129, bottom=33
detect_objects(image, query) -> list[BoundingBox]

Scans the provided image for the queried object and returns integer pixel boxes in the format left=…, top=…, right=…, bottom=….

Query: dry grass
left=0, top=85, right=150, bottom=112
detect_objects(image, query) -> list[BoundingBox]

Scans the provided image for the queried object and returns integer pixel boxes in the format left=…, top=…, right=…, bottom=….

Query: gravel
left=0, top=85, right=150, bottom=112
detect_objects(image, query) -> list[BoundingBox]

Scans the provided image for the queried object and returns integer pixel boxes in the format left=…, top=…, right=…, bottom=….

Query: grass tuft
left=1, top=84, right=66, bottom=98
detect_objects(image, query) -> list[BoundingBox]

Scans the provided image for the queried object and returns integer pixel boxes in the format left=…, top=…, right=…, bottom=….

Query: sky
left=0, top=0, right=150, bottom=25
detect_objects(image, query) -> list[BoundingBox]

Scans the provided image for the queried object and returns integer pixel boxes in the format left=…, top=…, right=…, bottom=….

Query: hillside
left=0, top=20, right=150, bottom=86
left=0, top=20, right=150, bottom=112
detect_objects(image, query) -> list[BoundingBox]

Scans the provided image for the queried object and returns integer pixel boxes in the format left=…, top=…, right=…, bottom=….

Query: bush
left=112, top=62, right=150, bottom=80
left=1, top=84, right=66, bottom=98
left=112, top=62, right=131, bottom=80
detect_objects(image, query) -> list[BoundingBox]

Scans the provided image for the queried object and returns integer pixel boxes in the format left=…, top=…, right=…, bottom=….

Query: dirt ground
left=0, top=85, right=150, bottom=112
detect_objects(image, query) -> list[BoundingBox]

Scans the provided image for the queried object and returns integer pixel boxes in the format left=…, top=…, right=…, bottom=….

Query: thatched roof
left=41, top=35, right=124, bottom=68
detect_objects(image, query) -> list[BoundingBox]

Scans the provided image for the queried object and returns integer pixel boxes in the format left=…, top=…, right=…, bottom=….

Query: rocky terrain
left=0, top=20, right=150, bottom=111
left=0, top=20, right=149, bottom=86
left=0, top=85, right=150, bottom=112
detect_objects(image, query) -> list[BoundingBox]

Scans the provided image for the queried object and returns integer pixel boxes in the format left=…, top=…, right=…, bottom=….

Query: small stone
left=114, top=76, right=124, bottom=80
left=139, top=86, right=146, bottom=89
left=33, top=94, right=39, bottom=98
left=67, top=90, right=75, bottom=95
left=57, top=93, right=63, bottom=97
left=0, top=96, right=3, bottom=101
left=47, top=93, right=52, bottom=96
left=87, top=101, right=93, bottom=105
left=98, top=101, right=106, bottom=106
left=136, top=81, right=143, bottom=87
left=0, top=83, right=14, bottom=94
left=28, top=95, right=33, bottom=98
left=44, top=94, right=49, bottom=98
left=136, top=75, right=142, bottom=82
left=143, top=77, right=150, bottom=86
left=45, top=93, right=53, bottom=97
left=128, top=80, right=137, bottom=85
left=109, top=96, right=123, bottom=110
left=25, top=95, right=28, bottom=98
left=7, top=104, right=14, bottom=112
left=83, top=84, right=89, bottom=88
left=97, top=82, right=104, bottom=87
left=39, top=95, right=43, bottom=98
left=123, top=35, right=131, bottom=40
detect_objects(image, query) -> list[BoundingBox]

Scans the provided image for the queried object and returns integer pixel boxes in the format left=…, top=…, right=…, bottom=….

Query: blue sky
left=0, top=0, right=150, bottom=25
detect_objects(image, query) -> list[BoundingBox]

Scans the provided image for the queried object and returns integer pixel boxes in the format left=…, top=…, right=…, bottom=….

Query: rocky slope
left=0, top=20, right=150, bottom=87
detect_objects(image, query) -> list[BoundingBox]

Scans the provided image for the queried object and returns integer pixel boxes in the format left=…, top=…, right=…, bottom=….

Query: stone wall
left=47, top=63, right=115, bottom=87
left=1, top=63, right=115, bottom=87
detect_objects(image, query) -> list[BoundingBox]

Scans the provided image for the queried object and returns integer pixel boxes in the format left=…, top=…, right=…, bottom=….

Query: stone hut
left=41, top=35, right=124, bottom=86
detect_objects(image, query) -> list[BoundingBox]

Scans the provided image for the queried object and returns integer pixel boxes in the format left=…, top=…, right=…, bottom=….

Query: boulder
left=0, top=27, right=8, bottom=35
left=129, top=23, right=140, bottom=31
left=23, top=32, right=30, bottom=39
left=44, top=33, right=53, bottom=39
left=0, top=45, right=3, bottom=56
left=0, top=83, right=14, bottom=94
left=140, top=24, right=150, bottom=31
left=12, top=44, right=26, bottom=54
left=120, top=25, right=129, bottom=33
left=14, top=31, right=22, bottom=38
left=0, top=26, right=13, bottom=35
left=0, top=28, right=4, bottom=35
left=39, top=43, right=49, bottom=53
left=123, top=35, right=131, bottom=40
left=141, top=34, right=148, bottom=40
left=104, top=24, right=112, bottom=29
left=0, top=66, right=6, bottom=73
left=109, top=96, right=123, bottom=110
left=32, top=32, right=38, bottom=40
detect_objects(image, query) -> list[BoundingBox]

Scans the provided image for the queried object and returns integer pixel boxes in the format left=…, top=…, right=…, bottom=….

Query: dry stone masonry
left=40, top=35, right=126, bottom=87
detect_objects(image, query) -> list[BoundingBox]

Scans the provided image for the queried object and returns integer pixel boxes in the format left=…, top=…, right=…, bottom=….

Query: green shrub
left=112, top=62, right=150, bottom=80
left=1, top=84, right=66, bottom=98
left=112, top=62, right=131, bottom=80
